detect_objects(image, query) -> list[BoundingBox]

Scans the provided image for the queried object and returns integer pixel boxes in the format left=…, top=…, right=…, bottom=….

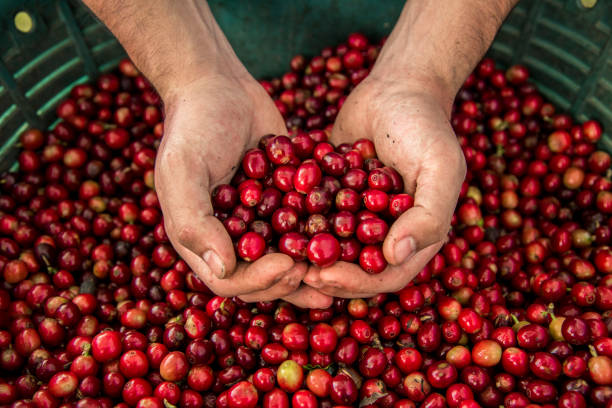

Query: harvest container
left=0, top=0, right=611, bottom=168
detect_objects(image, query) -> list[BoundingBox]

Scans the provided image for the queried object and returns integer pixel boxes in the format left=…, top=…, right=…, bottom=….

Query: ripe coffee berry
left=213, top=135, right=413, bottom=273
left=214, top=133, right=408, bottom=271
left=0, top=33, right=611, bottom=408
left=307, top=233, right=341, bottom=267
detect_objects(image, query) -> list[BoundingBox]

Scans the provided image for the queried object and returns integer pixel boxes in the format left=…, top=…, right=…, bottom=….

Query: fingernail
left=203, top=250, right=225, bottom=279
left=395, top=236, right=416, bottom=263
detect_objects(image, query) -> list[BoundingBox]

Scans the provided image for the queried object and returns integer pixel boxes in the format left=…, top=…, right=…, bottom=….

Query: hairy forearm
left=374, top=0, right=519, bottom=112
left=83, top=0, right=245, bottom=98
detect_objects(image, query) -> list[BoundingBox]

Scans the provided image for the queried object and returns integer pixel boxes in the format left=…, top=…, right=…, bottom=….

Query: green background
left=0, top=0, right=611, bottom=168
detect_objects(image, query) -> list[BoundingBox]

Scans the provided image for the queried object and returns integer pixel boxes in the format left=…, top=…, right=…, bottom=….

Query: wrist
left=370, top=0, right=518, bottom=116
left=128, top=3, right=248, bottom=101
left=84, top=0, right=249, bottom=101
left=153, top=47, right=248, bottom=103
left=368, top=61, right=456, bottom=118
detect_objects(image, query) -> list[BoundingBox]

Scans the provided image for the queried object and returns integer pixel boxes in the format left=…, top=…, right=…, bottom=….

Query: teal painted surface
left=0, top=0, right=611, bottom=169
left=209, top=0, right=404, bottom=79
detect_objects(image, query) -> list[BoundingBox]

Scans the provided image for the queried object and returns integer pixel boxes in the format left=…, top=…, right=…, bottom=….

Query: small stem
left=163, top=399, right=177, bottom=408
left=82, top=343, right=91, bottom=356
left=547, top=303, right=556, bottom=320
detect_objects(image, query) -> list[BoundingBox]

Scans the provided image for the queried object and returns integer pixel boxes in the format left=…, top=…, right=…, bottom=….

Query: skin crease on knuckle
left=281, top=273, right=301, bottom=293
left=175, top=224, right=198, bottom=249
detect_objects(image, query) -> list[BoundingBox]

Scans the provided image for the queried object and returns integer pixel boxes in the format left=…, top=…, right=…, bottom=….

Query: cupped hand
left=155, top=72, right=332, bottom=309
left=304, top=73, right=466, bottom=298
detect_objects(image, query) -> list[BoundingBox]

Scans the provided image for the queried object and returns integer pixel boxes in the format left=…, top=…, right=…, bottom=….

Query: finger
left=315, top=263, right=397, bottom=297
left=282, top=285, right=334, bottom=309
left=247, top=86, right=290, bottom=139
left=202, top=253, right=296, bottom=297
left=176, top=244, right=298, bottom=297
left=328, top=88, right=369, bottom=146
left=155, top=148, right=237, bottom=280
left=237, top=263, right=308, bottom=303
left=303, top=266, right=324, bottom=289
left=306, top=261, right=382, bottom=295
left=314, top=244, right=441, bottom=297
left=175, top=215, right=236, bottom=279
left=383, top=147, right=466, bottom=265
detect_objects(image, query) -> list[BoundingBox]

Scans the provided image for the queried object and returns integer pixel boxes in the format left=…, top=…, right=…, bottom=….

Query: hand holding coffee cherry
left=303, top=76, right=466, bottom=297
left=300, top=0, right=517, bottom=296
left=81, top=0, right=333, bottom=308
left=155, top=75, right=333, bottom=309
left=84, top=0, right=516, bottom=303
left=212, top=132, right=416, bottom=274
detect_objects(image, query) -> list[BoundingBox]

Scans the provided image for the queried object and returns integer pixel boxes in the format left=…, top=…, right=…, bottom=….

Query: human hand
left=304, top=72, right=466, bottom=297
left=156, top=72, right=333, bottom=308
left=81, top=0, right=330, bottom=307
left=81, top=0, right=332, bottom=309
left=154, top=70, right=332, bottom=308
left=84, top=0, right=514, bottom=306
left=300, top=0, right=520, bottom=298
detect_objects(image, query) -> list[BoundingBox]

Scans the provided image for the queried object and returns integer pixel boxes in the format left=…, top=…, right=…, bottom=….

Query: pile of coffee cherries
left=212, top=133, right=413, bottom=273
left=1, top=32, right=612, bottom=408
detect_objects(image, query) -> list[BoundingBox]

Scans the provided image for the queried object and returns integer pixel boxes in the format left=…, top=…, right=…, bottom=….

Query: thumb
left=382, top=205, right=450, bottom=266
left=155, top=151, right=237, bottom=280
left=175, top=214, right=237, bottom=279
left=383, top=155, right=465, bottom=266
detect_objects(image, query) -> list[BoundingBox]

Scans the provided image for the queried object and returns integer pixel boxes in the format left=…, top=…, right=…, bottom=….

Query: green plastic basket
left=0, top=0, right=611, bottom=170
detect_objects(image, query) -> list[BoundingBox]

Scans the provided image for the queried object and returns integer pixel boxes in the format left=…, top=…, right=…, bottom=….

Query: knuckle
left=176, top=225, right=197, bottom=247
left=153, top=153, right=172, bottom=188
left=280, top=275, right=301, bottom=292
left=437, top=223, right=452, bottom=244
left=303, top=274, right=322, bottom=288
left=440, top=140, right=467, bottom=175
